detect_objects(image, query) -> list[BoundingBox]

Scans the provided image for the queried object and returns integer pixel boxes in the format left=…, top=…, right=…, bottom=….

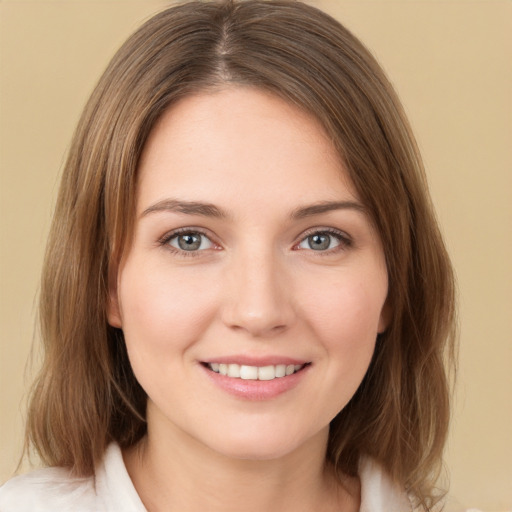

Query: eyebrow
left=140, top=198, right=365, bottom=220
left=141, top=199, right=228, bottom=219
left=290, top=200, right=366, bottom=219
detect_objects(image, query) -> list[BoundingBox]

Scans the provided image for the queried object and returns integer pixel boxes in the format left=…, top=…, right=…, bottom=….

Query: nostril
left=228, top=321, right=288, bottom=338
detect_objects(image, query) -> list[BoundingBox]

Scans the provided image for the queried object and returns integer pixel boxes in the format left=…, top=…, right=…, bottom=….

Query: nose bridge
left=222, top=241, right=294, bottom=337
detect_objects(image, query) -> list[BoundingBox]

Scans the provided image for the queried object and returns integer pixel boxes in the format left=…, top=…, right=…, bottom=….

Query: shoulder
left=0, top=444, right=146, bottom=512
left=358, top=458, right=477, bottom=512
left=0, top=466, right=96, bottom=512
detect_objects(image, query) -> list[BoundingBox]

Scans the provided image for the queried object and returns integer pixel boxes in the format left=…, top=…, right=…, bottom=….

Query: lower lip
left=200, top=364, right=310, bottom=401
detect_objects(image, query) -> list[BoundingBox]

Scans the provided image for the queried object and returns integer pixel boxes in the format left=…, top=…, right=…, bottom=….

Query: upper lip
left=201, top=355, right=309, bottom=366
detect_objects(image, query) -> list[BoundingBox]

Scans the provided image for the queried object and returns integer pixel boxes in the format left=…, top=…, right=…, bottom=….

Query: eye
left=297, top=230, right=350, bottom=252
left=167, top=231, right=214, bottom=252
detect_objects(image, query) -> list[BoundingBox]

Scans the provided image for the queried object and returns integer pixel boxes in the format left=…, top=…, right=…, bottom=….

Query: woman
left=0, top=1, right=456, bottom=511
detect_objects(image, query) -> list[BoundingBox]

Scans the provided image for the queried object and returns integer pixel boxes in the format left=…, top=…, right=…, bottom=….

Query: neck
left=123, top=409, right=359, bottom=512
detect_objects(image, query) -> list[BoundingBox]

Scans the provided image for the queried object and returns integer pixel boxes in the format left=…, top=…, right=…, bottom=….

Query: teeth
left=207, top=362, right=305, bottom=380
left=258, top=365, right=275, bottom=380
left=275, top=365, right=286, bottom=378
left=227, top=364, right=240, bottom=378
left=240, top=365, right=258, bottom=380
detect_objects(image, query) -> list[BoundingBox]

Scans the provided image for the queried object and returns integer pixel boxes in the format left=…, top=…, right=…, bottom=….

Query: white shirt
left=0, top=443, right=417, bottom=511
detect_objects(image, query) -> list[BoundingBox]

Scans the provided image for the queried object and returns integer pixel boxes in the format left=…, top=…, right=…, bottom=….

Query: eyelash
left=158, top=227, right=352, bottom=258
left=158, top=227, right=217, bottom=258
left=296, top=228, right=353, bottom=254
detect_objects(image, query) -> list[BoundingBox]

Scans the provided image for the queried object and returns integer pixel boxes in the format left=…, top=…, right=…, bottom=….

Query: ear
left=106, top=264, right=123, bottom=328
left=377, top=298, right=392, bottom=334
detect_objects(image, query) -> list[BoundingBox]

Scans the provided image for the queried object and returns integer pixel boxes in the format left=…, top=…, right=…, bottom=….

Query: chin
left=212, top=440, right=299, bottom=462
left=202, top=423, right=324, bottom=462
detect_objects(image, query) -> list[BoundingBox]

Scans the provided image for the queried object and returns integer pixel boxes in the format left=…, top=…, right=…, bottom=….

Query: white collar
left=359, top=456, right=413, bottom=512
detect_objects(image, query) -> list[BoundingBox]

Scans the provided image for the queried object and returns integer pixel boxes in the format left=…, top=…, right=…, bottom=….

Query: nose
left=221, top=247, right=295, bottom=338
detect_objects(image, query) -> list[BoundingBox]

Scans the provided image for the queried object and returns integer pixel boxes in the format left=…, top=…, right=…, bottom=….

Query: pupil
left=178, top=233, right=201, bottom=251
left=309, top=234, right=329, bottom=251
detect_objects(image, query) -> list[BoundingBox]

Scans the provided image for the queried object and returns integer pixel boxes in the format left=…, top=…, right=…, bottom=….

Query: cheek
left=298, top=271, right=387, bottom=388
left=117, top=262, right=219, bottom=356
left=303, top=278, right=387, bottom=342
left=321, top=283, right=385, bottom=398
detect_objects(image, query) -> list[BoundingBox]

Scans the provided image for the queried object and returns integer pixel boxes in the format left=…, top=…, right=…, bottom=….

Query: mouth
left=203, top=362, right=309, bottom=381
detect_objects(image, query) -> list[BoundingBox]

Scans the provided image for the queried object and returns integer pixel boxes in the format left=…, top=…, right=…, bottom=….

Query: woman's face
left=108, top=87, right=389, bottom=461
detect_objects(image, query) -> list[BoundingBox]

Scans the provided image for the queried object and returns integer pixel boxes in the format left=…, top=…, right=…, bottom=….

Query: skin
left=108, top=87, right=389, bottom=512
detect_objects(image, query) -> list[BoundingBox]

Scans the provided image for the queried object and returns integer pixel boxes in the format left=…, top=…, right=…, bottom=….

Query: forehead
left=136, top=86, right=359, bottom=215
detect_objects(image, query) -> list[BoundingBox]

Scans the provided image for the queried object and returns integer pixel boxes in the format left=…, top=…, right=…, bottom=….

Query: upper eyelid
left=300, top=226, right=349, bottom=236
left=297, top=226, right=351, bottom=242
left=158, top=225, right=352, bottom=250
left=293, top=229, right=352, bottom=255
left=159, top=227, right=215, bottom=244
left=159, top=229, right=220, bottom=258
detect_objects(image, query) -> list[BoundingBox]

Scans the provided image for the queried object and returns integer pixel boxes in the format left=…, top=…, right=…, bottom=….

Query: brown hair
left=26, top=1, right=456, bottom=509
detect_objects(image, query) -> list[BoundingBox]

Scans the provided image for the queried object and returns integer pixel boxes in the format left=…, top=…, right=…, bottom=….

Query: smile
left=206, top=363, right=307, bottom=381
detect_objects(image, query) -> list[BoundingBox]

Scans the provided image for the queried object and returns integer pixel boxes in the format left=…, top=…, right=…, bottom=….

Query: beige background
left=1, top=0, right=510, bottom=510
